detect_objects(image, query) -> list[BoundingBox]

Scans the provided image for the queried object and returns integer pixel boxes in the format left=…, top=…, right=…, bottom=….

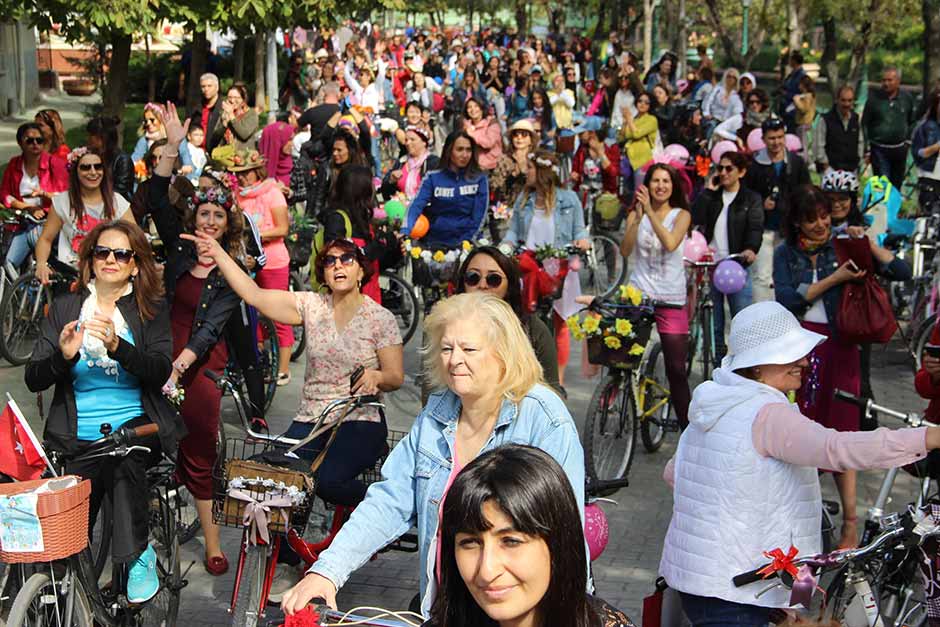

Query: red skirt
left=797, top=320, right=861, bottom=432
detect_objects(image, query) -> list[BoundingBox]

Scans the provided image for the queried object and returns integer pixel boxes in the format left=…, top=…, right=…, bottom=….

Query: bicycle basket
left=0, top=476, right=91, bottom=563
left=581, top=305, right=655, bottom=369
left=213, top=437, right=315, bottom=537
left=410, top=247, right=464, bottom=288
left=287, top=224, right=318, bottom=268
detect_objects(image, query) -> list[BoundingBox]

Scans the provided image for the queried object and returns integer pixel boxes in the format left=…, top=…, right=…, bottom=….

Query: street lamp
left=741, top=0, right=752, bottom=56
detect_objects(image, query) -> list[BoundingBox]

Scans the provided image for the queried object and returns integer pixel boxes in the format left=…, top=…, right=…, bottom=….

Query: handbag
left=833, top=235, right=897, bottom=344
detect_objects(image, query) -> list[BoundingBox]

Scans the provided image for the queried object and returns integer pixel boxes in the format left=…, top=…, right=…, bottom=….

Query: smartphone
left=847, top=260, right=861, bottom=272
left=926, top=344, right=940, bottom=358
left=350, top=365, right=365, bottom=393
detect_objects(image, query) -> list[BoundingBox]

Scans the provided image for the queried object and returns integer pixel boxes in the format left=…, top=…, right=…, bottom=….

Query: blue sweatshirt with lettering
left=402, top=168, right=489, bottom=248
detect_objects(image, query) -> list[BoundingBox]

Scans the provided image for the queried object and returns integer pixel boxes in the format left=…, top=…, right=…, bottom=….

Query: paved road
left=0, top=326, right=928, bottom=625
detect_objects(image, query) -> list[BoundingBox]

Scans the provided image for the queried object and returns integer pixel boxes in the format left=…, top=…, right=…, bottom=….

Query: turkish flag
left=0, top=399, right=47, bottom=481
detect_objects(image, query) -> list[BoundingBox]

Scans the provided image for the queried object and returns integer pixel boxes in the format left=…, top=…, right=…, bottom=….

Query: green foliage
left=64, top=103, right=144, bottom=155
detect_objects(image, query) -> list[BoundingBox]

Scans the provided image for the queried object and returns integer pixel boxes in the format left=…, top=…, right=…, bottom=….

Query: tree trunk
left=703, top=0, right=743, bottom=68
left=103, top=31, right=132, bottom=119
left=514, top=2, right=528, bottom=40
left=820, top=16, right=841, bottom=95
left=845, top=0, right=881, bottom=89
left=786, top=0, right=806, bottom=53
left=145, top=34, right=156, bottom=103
left=677, top=0, right=687, bottom=79
left=254, top=30, right=266, bottom=110
left=233, top=35, right=246, bottom=83
left=924, top=0, right=940, bottom=95
left=592, top=2, right=607, bottom=41
left=187, top=28, right=208, bottom=112
left=642, top=0, right=656, bottom=70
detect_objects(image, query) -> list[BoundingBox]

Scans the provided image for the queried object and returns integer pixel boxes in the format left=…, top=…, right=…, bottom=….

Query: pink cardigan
left=466, top=117, right=503, bottom=171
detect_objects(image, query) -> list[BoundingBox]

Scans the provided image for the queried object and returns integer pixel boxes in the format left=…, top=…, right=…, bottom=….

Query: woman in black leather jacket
left=86, top=116, right=135, bottom=202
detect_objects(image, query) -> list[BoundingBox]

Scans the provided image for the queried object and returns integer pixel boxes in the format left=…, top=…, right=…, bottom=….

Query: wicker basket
left=213, top=441, right=314, bottom=537
left=0, top=476, right=91, bottom=563
left=584, top=308, right=656, bottom=369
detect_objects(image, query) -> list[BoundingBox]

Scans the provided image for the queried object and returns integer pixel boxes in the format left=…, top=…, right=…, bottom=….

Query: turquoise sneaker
left=127, top=544, right=159, bottom=603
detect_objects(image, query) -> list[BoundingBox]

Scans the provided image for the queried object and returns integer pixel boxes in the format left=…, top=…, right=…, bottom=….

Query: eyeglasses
left=78, top=163, right=105, bottom=172
left=717, top=165, right=736, bottom=173
left=93, top=246, right=136, bottom=264
left=747, top=99, right=762, bottom=106
left=23, top=137, right=45, bottom=145
left=464, top=271, right=504, bottom=289
left=323, top=252, right=357, bottom=268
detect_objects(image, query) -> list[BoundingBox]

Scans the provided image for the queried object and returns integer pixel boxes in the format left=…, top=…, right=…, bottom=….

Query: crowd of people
left=4, top=19, right=940, bottom=627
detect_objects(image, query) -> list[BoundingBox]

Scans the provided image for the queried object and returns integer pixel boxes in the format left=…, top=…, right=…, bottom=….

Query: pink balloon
left=585, top=502, right=610, bottom=561
left=747, top=128, right=765, bottom=153
left=683, top=231, right=708, bottom=263
left=663, top=143, right=690, bottom=163
left=713, top=259, right=748, bottom=295
left=373, top=206, right=387, bottom=221
left=785, top=133, right=802, bottom=152
left=710, top=140, right=738, bottom=165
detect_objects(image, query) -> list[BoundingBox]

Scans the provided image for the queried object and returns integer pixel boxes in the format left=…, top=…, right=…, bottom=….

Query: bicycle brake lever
left=109, top=445, right=152, bottom=457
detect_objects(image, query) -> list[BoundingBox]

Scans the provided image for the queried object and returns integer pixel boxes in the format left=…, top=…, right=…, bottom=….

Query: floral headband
left=143, top=102, right=166, bottom=117
left=529, top=153, right=561, bottom=176
left=405, top=124, right=431, bottom=145
left=66, top=146, right=91, bottom=170
left=187, top=186, right=234, bottom=213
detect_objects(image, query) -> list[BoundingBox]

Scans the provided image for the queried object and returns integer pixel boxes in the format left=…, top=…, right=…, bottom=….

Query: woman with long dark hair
left=529, top=88, right=556, bottom=148
left=402, top=131, right=489, bottom=248
left=34, top=108, right=70, bottom=160
left=86, top=115, right=134, bottom=201
left=429, top=445, right=634, bottom=627
left=621, top=163, right=693, bottom=428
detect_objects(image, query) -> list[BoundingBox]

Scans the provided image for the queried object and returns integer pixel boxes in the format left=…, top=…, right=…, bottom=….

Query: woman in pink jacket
left=462, top=97, right=503, bottom=171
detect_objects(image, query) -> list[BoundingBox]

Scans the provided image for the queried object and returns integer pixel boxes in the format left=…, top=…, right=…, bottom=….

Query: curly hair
left=313, top=238, right=373, bottom=291
left=183, top=186, right=246, bottom=259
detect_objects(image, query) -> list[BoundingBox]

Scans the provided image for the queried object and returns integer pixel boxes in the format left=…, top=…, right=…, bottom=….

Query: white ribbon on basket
left=227, top=488, right=294, bottom=545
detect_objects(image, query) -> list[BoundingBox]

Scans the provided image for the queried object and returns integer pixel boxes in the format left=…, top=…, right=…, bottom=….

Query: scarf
left=79, top=280, right=133, bottom=377
left=746, top=108, right=769, bottom=128
left=797, top=230, right=830, bottom=255
left=401, top=152, right=430, bottom=198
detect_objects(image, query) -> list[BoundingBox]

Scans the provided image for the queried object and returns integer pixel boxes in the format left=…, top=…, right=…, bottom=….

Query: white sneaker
left=266, top=563, right=301, bottom=604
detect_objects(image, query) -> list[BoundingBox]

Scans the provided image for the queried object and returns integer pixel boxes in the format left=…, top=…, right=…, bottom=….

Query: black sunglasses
left=323, top=252, right=357, bottom=268
left=24, top=136, right=45, bottom=146
left=78, top=163, right=105, bottom=172
left=748, top=99, right=762, bottom=106
left=464, top=271, right=504, bottom=289
left=93, top=246, right=136, bottom=264
left=717, top=164, right=736, bottom=173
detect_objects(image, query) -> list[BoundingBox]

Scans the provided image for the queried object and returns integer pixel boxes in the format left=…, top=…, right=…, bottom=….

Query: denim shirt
left=912, top=119, right=940, bottom=172
left=308, top=384, right=585, bottom=606
left=504, top=188, right=589, bottom=248
left=773, top=240, right=911, bottom=336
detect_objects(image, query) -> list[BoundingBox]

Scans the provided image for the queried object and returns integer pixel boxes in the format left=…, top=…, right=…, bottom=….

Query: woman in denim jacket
left=503, top=150, right=590, bottom=388
left=773, top=184, right=910, bottom=548
left=281, top=292, right=585, bottom=617
left=911, top=90, right=940, bottom=212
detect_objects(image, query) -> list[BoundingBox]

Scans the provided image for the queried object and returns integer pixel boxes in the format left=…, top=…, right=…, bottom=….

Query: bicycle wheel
left=288, top=271, right=307, bottom=362
left=912, top=312, right=936, bottom=371
left=583, top=372, right=636, bottom=493
left=257, top=316, right=280, bottom=411
left=686, top=304, right=701, bottom=377
left=89, top=491, right=112, bottom=581
left=581, top=233, right=626, bottom=298
left=640, top=342, right=672, bottom=453
left=0, top=272, right=51, bottom=365
left=140, top=491, right=181, bottom=627
left=231, top=541, right=271, bottom=627
left=170, top=482, right=201, bottom=545
left=700, top=306, right=713, bottom=381
left=7, top=570, right=93, bottom=627
left=379, top=271, right=420, bottom=346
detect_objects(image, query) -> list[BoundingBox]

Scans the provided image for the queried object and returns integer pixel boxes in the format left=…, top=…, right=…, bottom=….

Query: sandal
left=276, top=372, right=291, bottom=387
left=205, top=553, right=229, bottom=576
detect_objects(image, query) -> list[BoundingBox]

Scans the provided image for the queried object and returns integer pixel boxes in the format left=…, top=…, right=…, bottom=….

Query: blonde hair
left=423, top=293, right=543, bottom=403
left=519, top=149, right=561, bottom=216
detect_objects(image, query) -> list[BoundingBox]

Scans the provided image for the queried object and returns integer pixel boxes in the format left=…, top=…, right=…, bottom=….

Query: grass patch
left=65, top=103, right=144, bottom=155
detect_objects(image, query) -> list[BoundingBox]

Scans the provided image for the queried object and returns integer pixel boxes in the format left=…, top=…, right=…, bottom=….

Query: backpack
left=861, top=175, right=912, bottom=244
left=311, top=209, right=352, bottom=291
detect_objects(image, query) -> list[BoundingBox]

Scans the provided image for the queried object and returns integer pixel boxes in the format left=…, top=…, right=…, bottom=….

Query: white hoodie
left=659, top=368, right=822, bottom=607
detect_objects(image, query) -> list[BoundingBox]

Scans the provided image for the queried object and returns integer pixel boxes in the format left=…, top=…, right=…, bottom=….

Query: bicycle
left=684, top=252, right=746, bottom=381
left=576, top=161, right=628, bottom=299
left=6, top=422, right=183, bottom=627
left=580, top=297, right=679, bottom=493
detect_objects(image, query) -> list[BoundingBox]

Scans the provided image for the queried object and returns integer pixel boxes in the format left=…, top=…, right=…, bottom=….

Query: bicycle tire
left=912, top=312, right=936, bottom=371
left=257, top=316, right=280, bottom=412
left=288, top=271, right=307, bottom=362
left=583, top=372, right=636, bottom=494
left=686, top=304, right=701, bottom=376
left=89, top=491, right=112, bottom=581
left=171, top=483, right=201, bottom=546
left=582, top=233, right=626, bottom=299
left=640, top=342, right=670, bottom=453
left=7, top=571, right=93, bottom=627
left=140, top=490, right=181, bottom=627
left=700, top=306, right=713, bottom=381
left=231, top=541, right=270, bottom=627
left=379, top=271, right=420, bottom=346
left=0, top=272, right=51, bottom=366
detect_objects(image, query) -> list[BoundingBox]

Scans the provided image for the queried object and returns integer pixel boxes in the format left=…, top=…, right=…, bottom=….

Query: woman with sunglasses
left=34, top=109, right=70, bottom=161
left=489, top=119, right=537, bottom=217
left=713, top=88, right=771, bottom=152
left=145, top=103, right=246, bottom=575
left=0, top=123, right=68, bottom=276
left=504, top=150, right=589, bottom=389
left=130, top=103, right=193, bottom=176
left=34, top=147, right=135, bottom=285
left=183, top=232, right=403, bottom=598
left=26, top=219, right=183, bottom=605
left=455, top=245, right=561, bottom=395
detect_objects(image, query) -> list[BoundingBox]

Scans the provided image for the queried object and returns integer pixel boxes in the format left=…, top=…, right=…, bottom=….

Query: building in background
left=0, top=21, right=39, bottom=116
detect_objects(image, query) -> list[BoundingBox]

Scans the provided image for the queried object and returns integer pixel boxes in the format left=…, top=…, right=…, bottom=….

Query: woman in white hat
left=659, top=300, right=940, bottom=626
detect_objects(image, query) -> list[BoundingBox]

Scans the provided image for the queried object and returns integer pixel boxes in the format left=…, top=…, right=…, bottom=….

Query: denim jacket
left=773, top=240, right=911, bottom=336
left=308, top=384, right=585, bottom=608
left=912, top=119, right=940, bottom=172
left=504, top=188, right=589, bottom=248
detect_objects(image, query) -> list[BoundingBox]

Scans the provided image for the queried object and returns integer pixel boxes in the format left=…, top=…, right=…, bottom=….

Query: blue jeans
left=6, top=222, right=41, bottom=271
left=712, top=269, right=753, bottom=365
left=679, top=592, right=771, bottom=627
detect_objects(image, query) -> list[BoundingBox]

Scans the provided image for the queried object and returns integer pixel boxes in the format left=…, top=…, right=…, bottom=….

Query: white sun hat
left=721, top=301, right=826, bottom=372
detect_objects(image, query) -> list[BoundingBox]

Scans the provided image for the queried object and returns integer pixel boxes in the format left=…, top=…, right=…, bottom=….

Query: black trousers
left=65, top=416, right=159, bottom=564
left=225, top=302, right=267, bottom=419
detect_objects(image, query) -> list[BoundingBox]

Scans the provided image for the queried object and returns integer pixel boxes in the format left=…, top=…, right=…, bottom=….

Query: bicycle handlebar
left=834, top=388, right=936, bottom=426
left=586, top=477, right=630, bottom=496
left=683, top=253, right=746, bottom=269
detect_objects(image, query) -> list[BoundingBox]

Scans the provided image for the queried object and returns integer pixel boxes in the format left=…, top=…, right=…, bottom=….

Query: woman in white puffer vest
left=659, top=300, right=940, bottom=626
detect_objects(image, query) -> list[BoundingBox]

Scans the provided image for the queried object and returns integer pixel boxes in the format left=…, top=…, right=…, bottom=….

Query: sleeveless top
left=629, top=208, right=687, bottom=305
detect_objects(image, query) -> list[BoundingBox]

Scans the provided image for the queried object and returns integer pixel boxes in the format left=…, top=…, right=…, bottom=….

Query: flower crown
left=187, top=186, right=234, bottom=212
left=66, top=146, right=90, bottom=169
left=143, top=102, right=166, bottom=117
left=530, top=153, right=561, bottom=176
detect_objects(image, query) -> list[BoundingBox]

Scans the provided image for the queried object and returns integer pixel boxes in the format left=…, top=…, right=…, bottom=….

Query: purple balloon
left=713, top=259, right=748, bottom=295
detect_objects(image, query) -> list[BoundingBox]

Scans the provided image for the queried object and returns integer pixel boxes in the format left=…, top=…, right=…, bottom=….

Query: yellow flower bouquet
left=566, top=284, right=655, bottom=370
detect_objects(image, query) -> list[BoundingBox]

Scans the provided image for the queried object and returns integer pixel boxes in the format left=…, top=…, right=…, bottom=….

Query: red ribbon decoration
left=517, top=250, right=568, bottom=314
left=756, top=545, right=799, bottom=580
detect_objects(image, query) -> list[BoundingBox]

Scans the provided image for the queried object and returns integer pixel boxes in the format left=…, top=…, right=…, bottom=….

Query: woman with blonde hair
left=131, top=103, right=193, bottom=174
left=280, top=291, right=585, bottom=617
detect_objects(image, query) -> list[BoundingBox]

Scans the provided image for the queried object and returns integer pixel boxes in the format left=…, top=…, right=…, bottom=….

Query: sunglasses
left=93, top=246, right=136, bottom=264
left=748, top=99, right=762, bottom=106
left=637, top=99, right=651, bottom=105
left=23, top=136, right=45, bottom=145
left=717, top=165, right=737, bottom=173
left=464, top=271, right=504, bottom=289
left=323, top=252, right=357, bottom=268
left=78, top=163, right=105, bottom=172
